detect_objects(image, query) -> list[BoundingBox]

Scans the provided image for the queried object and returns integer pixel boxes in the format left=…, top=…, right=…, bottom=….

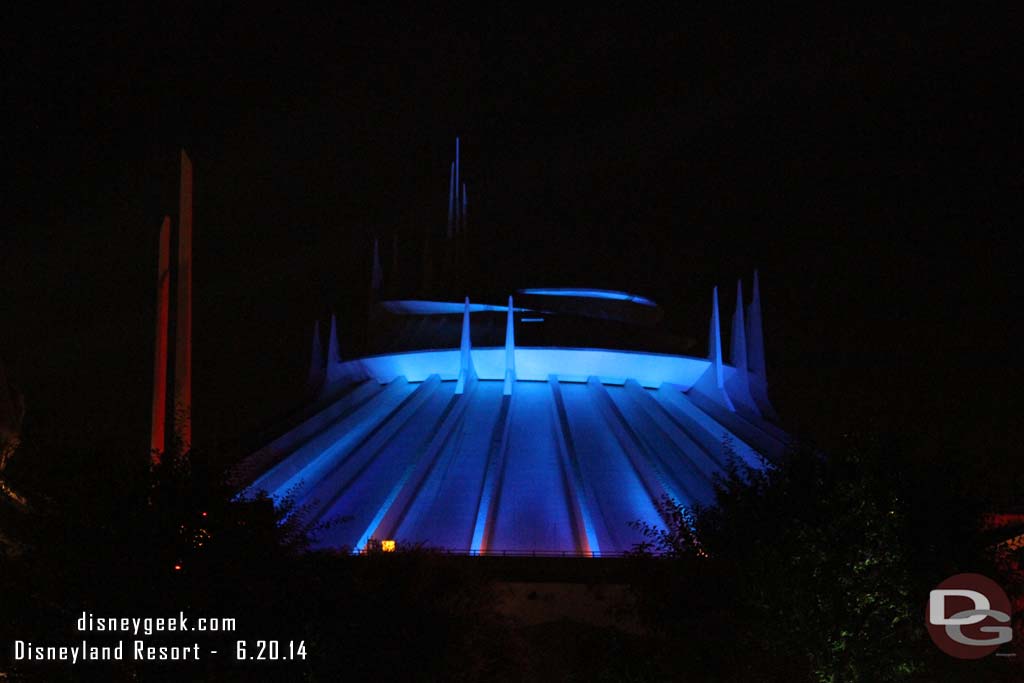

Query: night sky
left=3, top=9, right=1018, bottom=480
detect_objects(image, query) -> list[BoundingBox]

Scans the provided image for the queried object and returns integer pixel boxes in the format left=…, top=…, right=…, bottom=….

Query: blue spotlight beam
left=590, top=377, right=709, bottom=507
left=264, top=378, right=418, bottom=503
left=334, top=347, right=712, bottom=388
left=381, top=300, right=534, bottom=315
left=621, top=380, right=726, bottom=490
left=469, top=393, right=515, bottom=553
left=684, top=387, right=786, bottom=462
left=517, top=288, right=657, bottom=307
left=391, top=382, right=503, bottom=549
left=301, top=375, right=445, bottom=530
left=664, top=386, right=785, bottom=464
left=548, top=377, right=602, bottom=556
left=586, top=377, right=686, bottom=507
left=489, top=381, right=577, bottom=552
left=356, top=380, right=479, bottom=551
left=239, top=379, right=386, bottom=493
left=742, top=404, right=789, bottom=443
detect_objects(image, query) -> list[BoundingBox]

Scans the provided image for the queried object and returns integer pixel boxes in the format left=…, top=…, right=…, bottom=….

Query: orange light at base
left=381, top=540, right=396, bottom=552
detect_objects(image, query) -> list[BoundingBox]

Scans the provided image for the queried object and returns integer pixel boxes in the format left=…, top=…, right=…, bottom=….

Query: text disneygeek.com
left=11, top=611, right=307, bottom=664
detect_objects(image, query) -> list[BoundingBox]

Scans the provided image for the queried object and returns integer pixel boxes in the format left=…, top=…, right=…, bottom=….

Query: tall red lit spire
left=173, top=150, right=193, bottom=453
left=149, top=216, right=171, bottom=463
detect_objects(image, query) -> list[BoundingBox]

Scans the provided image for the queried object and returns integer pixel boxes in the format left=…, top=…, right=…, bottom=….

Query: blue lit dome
left=231, top=139, right=787, bottom=556
left=234, top=279, right=786, bottom=556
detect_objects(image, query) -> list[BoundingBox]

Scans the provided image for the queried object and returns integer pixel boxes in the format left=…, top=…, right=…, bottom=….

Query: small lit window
left=381, top=539, right=396, bottom=552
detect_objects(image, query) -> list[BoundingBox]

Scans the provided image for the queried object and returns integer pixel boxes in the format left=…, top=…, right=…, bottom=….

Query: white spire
left=708, top=287, right=723, bottom=372
left=693, top=285, right=736, bottom=411
left=730, top=279, right=748, bottom=373
left=504, top=295, right=516, bottom=395
left=455, top=296, right=476, bottom=394
left=710, top=286, right=725, bottom=388
left=322, top=312, right=346, bottom=390
left=327, top=313, right=341, bottom=363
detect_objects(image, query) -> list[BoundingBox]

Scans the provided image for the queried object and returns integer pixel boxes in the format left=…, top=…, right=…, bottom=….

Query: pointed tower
left=323, top=313, right=347, bottom=388
left=149, top=150, right=196, bottom=463
left=745, top=270, right=779, bottom=420
left=173, top=150, right=193, bottom=454
left=710, top=286, right=726, bottom=392
left=730, top=280, right=748, bottom=375
left=693, top=286, right=735, bottom=411
left=504, top=296, right=516, bottom=395
left=455, top=297, right=476, bottom=394
left=149, top=216, right=171, bottom=463
left=726, top=280, right=758, bottom=413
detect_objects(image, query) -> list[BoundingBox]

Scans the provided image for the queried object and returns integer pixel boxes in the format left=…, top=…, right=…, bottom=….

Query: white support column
left=745, top=270, right=780, bottom=420
left=727, top=280, right=759, bottom=414
left=503, top=296, right=516, bottom=395
left=455, top=297, right=477, bottom=394
left=693, top=286, right=736, bottom=411
left=323, top=313, right=347, bottom=389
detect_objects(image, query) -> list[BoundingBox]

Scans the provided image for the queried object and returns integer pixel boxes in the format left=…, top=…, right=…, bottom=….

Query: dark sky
left=3, top=8, right=1018, bottom=471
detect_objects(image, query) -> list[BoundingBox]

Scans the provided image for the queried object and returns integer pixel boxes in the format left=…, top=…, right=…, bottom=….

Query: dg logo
left=927, top=573, right=1013, bottom=659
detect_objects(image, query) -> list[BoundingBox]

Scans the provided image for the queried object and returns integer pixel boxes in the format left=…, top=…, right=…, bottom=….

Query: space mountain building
left=231, top=141, right=789, bottom=556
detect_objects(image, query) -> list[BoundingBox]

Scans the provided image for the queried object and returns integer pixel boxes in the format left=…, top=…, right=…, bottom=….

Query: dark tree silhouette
left=626, top=432, right=1022, bottom=681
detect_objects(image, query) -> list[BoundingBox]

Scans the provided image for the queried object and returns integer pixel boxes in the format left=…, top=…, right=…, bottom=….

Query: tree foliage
left=626, top=433, right=1020, bottom=682
left=0, top=439, right=522, bottom=681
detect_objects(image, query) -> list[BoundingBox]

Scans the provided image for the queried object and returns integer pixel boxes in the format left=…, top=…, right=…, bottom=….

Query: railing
left=354, top=547, right=635, bottom=558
